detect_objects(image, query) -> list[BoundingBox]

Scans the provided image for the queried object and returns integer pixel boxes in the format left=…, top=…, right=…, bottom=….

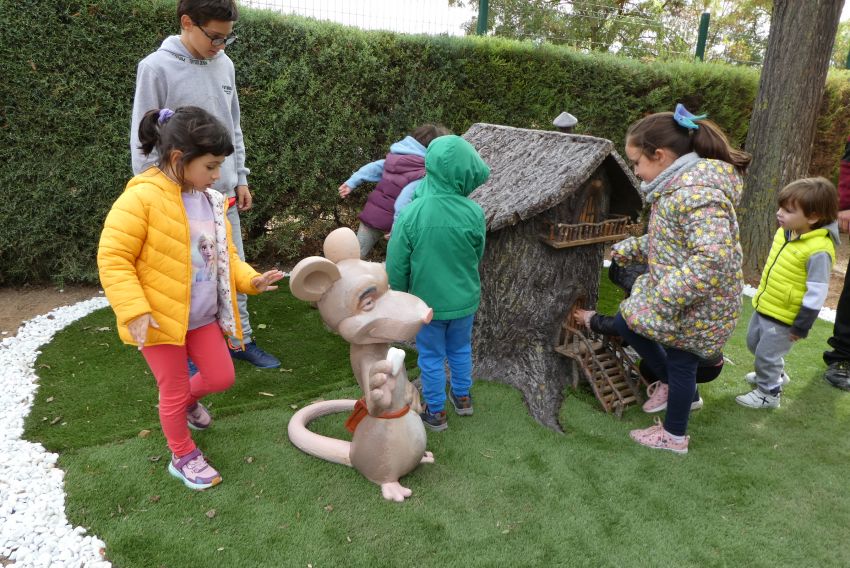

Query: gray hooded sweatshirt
left=130, top=35, right=249, bottom=197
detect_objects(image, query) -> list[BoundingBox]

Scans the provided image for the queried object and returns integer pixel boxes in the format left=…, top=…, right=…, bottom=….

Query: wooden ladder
left=554, top=302, right=646, bottom=417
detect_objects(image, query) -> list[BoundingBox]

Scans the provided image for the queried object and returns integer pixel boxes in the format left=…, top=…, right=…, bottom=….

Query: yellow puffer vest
left=97, top=169, right=260, bottom=347
left=752, top=227, right=835, bottom=324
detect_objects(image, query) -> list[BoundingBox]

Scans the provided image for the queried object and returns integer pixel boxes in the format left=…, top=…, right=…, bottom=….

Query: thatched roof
left=464, top=123, right=643, bottom=232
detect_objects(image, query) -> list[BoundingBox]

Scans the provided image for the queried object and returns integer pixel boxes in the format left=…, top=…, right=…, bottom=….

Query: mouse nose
left=422, top=308, right=433, bottom=325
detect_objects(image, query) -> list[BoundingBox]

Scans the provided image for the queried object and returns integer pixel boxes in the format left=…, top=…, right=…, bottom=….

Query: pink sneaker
left=642, top=381, right=668, bottom=413
left=186, top=402, right=212, bottom=431
left=168, top=449, right=222, bottom=490
left=629, top=418, right=689, bottom=454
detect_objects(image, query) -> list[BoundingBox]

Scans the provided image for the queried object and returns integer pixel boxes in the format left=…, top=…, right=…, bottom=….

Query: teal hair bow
left=673, top=103, right=707, bottom=130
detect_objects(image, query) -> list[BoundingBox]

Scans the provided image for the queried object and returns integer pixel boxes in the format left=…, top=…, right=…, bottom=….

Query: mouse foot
left=381, top=481, right=413, bottom=502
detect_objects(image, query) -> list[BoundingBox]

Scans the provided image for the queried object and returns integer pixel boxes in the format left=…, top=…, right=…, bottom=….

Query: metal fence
left=241, top=0, right=771, bottom=66
left=242, top=0, right=474, bottom=36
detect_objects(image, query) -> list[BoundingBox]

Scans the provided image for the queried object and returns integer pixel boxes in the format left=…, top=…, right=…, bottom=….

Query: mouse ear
left=289, top=256, right=341, bottom=302
left=324, top=227, right=361, bottom=263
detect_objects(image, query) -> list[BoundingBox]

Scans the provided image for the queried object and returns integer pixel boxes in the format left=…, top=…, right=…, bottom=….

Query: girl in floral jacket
left=612, top=104, right=751, bottom=454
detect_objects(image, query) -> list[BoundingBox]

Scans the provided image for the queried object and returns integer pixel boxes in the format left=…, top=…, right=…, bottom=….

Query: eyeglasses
left=193, top=21, right=237, bottom=47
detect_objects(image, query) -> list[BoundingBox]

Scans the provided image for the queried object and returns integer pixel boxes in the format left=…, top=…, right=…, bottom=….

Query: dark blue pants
left=613, top=312, right=699, bottom=436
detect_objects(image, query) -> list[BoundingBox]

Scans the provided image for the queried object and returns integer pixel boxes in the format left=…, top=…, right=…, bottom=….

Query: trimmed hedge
left=2, top=0, right=850, bottom=284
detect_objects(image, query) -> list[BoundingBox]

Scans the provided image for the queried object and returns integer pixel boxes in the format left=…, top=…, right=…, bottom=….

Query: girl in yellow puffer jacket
left=98, top=106, right=284, bottom=490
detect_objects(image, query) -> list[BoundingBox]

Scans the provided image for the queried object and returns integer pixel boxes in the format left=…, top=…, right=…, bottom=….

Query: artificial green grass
left=24, top=292, right=360, bottom=451
left=25, top=274, right=850, bottom=567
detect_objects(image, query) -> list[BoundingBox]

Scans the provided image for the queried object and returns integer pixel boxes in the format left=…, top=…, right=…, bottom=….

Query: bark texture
left=740, top=0, right=844, bottom=280
left=464, top=123, right=641, bottom=430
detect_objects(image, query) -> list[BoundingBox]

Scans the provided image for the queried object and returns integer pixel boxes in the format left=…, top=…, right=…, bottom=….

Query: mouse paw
left=367, top=360, right=395, bottom=412
left=381, top=481, right=413, bottom=502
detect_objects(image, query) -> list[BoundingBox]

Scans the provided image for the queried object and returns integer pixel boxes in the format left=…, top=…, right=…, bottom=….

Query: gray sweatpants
left=356, top=222, right=384, bottom=260
left=227, top=204, right=252, bottom=344
left=746, top=311, right=793, bottom=393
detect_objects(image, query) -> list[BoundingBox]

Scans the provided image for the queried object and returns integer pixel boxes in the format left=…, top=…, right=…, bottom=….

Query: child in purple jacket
left=338, top=124, right=448, bottom=258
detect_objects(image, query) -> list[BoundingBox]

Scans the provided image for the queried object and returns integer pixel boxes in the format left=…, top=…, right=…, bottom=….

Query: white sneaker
left=745, top=371, right=790, bottom=386
left=736, top=388, right=780, bottom=409
left=690, top=396, right=704, bottom=411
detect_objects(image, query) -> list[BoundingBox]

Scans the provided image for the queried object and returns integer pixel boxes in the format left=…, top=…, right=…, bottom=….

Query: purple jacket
left=359, top=153, right=425, bottom=231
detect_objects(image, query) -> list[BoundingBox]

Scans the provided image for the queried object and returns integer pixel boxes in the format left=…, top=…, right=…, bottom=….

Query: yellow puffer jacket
left=97, top=168, right=260, bottom=347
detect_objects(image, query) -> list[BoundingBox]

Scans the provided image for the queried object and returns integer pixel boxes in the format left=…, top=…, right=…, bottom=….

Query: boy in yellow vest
left=738, top=178, right=839, bottom=408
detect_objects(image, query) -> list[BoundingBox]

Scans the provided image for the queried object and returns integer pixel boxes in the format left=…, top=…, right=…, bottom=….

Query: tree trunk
left=739, top=0, right=844, bottom=281
left=472, top=212, right=604, bottom=432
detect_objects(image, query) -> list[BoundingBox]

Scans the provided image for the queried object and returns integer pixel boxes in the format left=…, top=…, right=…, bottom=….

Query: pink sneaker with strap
left=168, top=449, right=222, bottom=490
left=642, top=381, right=669, bottom=413
left=186, top=402, right=212, bottom=431
left=629, top=417, right=689, bottom=454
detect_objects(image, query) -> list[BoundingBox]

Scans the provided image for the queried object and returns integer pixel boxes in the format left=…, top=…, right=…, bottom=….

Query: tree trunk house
left=464, top=123, right=643, bottom=431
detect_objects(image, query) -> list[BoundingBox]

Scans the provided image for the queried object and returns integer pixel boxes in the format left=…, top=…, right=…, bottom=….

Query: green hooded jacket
left=386, top=135, right=490, bottom=320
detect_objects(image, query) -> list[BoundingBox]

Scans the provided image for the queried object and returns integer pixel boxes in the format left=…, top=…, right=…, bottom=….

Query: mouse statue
left=287, top=227, right=435, bottom=502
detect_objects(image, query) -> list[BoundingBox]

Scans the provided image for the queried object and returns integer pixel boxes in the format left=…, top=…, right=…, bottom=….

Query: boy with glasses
left=131, top=0, right=281, bottom=369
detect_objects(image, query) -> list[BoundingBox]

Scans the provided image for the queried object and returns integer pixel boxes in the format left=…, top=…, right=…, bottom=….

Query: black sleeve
left=589, top=314, right=620, bottom=337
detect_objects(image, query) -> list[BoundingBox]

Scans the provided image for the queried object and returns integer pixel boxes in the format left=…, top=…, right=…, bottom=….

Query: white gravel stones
left=1, top=296, right=112, bottom=567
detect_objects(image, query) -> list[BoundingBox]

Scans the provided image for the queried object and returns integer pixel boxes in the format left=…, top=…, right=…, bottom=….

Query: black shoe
left=420, top=405, right=447, bottom=432
left=824, top=361, right=850, bottom=391
left=230, top=341, right=281, bottom=369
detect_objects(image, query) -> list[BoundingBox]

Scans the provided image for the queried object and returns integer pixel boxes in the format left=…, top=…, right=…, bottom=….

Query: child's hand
left=790, top=332, right=801, bottom=342
left=252, top=269, right=285, bottom=292
left=574, top=308, right=595, bottom=330
left=338, top=183, right=352, bottom=198
left=236, top=185, right=253, bottom=211
left=838, top=210, right=850, bottom=233
left=128, top=313, right=159, bottom=350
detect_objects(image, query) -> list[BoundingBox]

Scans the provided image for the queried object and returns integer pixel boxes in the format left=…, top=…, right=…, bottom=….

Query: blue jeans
left=613, top=312, right=699, bottom=436
left=416, top=315, right=475, bottom=413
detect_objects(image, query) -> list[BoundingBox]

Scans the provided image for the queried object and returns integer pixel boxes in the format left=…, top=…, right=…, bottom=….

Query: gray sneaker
left=449, top=391, right=473, bottom=416
left=420, top=405, right=448, bottom=431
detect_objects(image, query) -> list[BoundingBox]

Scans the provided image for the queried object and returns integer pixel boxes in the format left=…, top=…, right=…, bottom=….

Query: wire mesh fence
left=242, top=0, right=474, bottom=36
left=241, top=0, right=768, bottom=66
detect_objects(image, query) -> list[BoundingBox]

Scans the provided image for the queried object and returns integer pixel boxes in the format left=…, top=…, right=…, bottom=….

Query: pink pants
left=141, top=322, right=235, bottom=457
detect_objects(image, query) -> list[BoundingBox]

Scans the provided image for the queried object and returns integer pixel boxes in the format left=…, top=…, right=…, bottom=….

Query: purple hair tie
left=157, top=108, right=175, bottom=125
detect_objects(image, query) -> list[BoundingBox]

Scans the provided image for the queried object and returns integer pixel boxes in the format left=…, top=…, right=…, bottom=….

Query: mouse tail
left=287, top=400, right=355, bottom=467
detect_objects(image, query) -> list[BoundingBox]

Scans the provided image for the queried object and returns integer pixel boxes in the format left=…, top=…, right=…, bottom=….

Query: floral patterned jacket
left=612, top=158, right=744, bottom=359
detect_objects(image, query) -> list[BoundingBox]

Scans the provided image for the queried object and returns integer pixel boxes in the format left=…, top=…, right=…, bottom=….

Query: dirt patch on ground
left=0, top=285, right=102, bottom=336
left=1, top=250, right=847, bottom=338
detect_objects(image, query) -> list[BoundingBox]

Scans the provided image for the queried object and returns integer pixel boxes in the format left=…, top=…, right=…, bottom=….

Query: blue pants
left=416, top=315, right=475, bottom=413
left=614, top=312, right=699, bottom=436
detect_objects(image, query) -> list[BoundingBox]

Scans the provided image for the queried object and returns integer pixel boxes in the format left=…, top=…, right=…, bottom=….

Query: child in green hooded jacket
left=386, top=135, right=490, bottom=431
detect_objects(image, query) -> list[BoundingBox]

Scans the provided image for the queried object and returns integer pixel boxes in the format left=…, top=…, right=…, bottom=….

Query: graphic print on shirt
left=184, top=193, right=219, bottom=330
left=193, top=228, right=217, bottom=283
